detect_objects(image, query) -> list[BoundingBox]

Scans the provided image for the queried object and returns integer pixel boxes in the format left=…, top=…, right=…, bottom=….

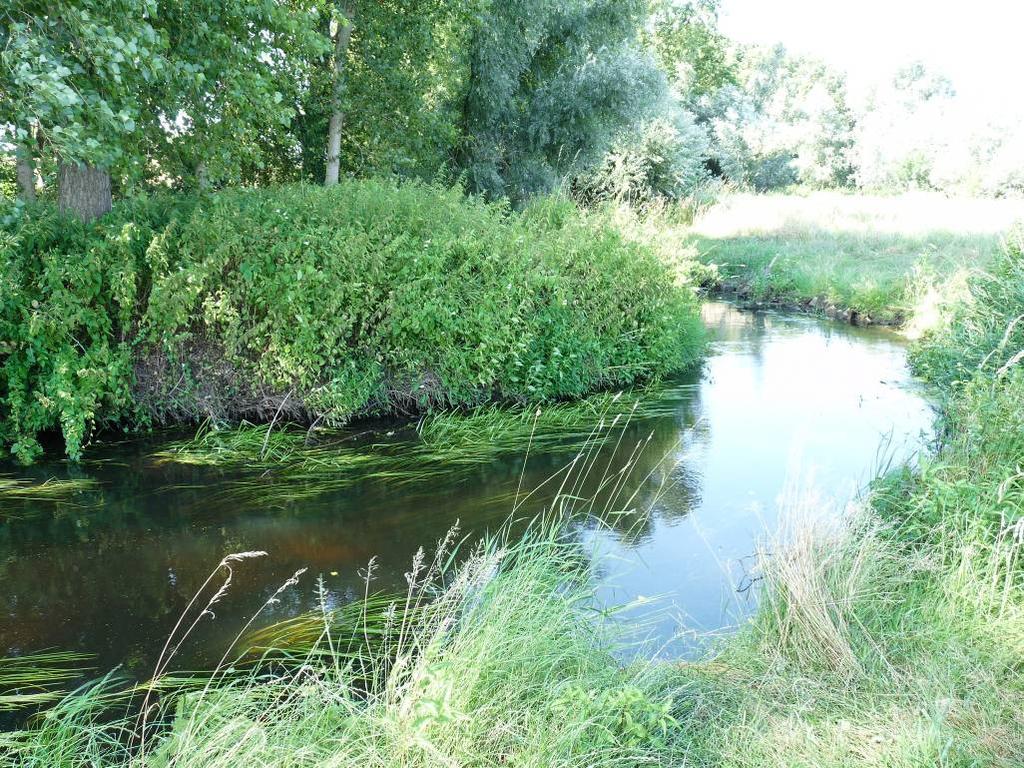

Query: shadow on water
left=0, top=302, right=934, bottom=686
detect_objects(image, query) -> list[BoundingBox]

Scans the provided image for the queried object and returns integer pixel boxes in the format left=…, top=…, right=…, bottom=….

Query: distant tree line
left=2, top=0, right=1021, bottom=221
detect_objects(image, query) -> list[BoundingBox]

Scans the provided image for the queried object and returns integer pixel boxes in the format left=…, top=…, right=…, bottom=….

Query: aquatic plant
left=146, top=386, right=692, bottom=510
left=0, top=475, right=98, bottom=502
left=0, top=475, right=103, bottom=521
left=0, top=651, right=94, bottom=712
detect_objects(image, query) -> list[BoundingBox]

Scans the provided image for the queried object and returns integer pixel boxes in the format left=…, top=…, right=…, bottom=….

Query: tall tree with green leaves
left=152, top=0, right=328, bottom=190
left=288, top=0, right=476, bottom=187
left=1, top=0, right=326, bottom=218
left=457, top=0, right=667, bottom=203
left=1, top=2, right=169, bottom=219
left=646, top=0, right=737, bottom=103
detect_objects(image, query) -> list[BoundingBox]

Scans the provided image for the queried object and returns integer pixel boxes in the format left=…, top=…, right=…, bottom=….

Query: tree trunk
left=324, top=6, right=354, bottom=187
left=58, top=163, right=112, bottom=222
left=16, top=144, right=36, bottom=202
left=196, top=160, right=209, bottom=190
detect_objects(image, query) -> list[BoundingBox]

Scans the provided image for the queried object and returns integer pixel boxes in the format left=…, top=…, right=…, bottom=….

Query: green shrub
left=0, top=196, right=194, bottom=462
left=0, top=180, right=702, bottom=462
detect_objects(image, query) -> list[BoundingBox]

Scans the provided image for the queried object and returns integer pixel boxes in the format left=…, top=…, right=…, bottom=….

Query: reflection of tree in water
left=540, top=380, right=708, bottom=546
left=0, top=377, right=712, bottom=675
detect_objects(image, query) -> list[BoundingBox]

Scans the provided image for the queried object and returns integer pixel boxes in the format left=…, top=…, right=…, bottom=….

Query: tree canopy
left=2, top=0, right=1021, bottom=218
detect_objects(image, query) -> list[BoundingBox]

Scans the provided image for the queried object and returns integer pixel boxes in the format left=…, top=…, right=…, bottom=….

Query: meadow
left=687, top=191, right=1021, bottom=326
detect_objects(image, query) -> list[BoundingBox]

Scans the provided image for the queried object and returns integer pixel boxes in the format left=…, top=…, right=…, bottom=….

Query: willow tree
left=457, top=0, right=668, bottom=203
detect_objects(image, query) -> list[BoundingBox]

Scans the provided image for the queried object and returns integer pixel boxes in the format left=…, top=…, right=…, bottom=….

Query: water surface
left=0, top=303, right=933, bottom=675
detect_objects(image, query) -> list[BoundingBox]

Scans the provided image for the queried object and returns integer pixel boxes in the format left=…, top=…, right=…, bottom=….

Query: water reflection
left=0, top=303, right=933, bottom=675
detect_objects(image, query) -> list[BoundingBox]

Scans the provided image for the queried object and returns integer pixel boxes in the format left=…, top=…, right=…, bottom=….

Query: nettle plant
left=1, top=181, right=701, bottom=462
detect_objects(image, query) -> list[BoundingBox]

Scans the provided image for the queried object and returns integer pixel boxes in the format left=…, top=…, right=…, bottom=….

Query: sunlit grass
left=688, top=190, right=1019, bottom=324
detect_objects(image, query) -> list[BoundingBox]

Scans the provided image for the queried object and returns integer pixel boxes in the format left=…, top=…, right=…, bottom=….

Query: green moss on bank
left=0, top=181, right=703, bottom=463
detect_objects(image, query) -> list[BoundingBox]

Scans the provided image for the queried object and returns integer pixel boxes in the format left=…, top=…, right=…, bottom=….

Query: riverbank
left=687, top=191, right=1019, bottom=327
left=0, top=181, right=703, bottom=464
left=3, top=237, right=1022, bottom=766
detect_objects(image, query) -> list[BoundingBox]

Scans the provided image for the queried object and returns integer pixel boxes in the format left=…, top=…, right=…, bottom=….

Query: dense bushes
left=0, top=180, right=703, bottom=462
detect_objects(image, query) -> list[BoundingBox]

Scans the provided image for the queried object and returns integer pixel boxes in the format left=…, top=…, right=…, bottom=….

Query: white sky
left=719, top=0, right=1024, bottom=120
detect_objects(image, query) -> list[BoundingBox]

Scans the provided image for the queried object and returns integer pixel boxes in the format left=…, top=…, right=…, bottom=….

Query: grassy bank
left=0, top=181, right=703, bottom=463
left=687, top=191, right=1019, bottom=325
left=3, top=241, right=1023, bottom=766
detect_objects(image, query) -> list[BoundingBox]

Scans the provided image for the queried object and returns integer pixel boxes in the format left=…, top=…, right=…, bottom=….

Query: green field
left=688, top=191, right=1021, bottom=325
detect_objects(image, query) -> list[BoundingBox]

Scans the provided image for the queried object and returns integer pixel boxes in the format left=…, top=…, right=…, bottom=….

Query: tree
left=287, top=0, right=476, bottom=187
left=324, top=5, right=354, bottom=186
left=151, top=0, right=327, bottom=190
left=852, top=61, right=958, bottom=191
left=14, top=138, right=35, bottom=202
left=694, top=44, right=855, bottom=190
left=457, top=0, right=667, bottom=203
left=1, top=2, right=169, bottom=219
left=0, top=1, right=326, bottom=218
left=647, top=0, right=737, bottom=103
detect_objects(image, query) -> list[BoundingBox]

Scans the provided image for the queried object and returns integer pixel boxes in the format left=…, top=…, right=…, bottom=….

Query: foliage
left=0, top=180, right=702, bottom=462
left=0, top=0, right=325, bottom=188
left=1, top=1, right=168, bottom=168
left=0, top=195, right=193, bottom=462
left=289, top=0, right=480, bottom=185
left=572, top=109, right=710, bottom=206
left=910, top=229, right=1024, bottom=389
left=646, top=0, right=737, bottom=102
left=698, top=45, right=856, bottom=190
left=457, top=0, right=669, bottom=203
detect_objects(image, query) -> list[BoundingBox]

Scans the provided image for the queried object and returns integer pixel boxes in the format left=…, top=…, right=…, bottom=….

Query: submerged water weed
left=147, top=387, right=692, bottom=509
left=0, top=652, right=95, bottom=712
left=0, top=475, right=103, bottom=520
left=0, top=475, right=98, bottom=502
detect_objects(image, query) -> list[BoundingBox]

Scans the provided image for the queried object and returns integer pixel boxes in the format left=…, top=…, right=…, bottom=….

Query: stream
left=0, top=302, right=934, bottom=675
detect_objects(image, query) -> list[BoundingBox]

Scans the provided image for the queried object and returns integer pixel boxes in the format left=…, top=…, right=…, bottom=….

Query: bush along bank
left=0, top=180, right=704, bottom=463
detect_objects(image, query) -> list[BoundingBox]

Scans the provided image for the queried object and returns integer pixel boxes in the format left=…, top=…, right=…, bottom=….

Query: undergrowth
left=0, top=181, right=703, bottom=463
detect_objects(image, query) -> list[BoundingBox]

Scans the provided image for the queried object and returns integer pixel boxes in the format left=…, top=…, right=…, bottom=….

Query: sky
left=718, top=0, right=1024, bottom=120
